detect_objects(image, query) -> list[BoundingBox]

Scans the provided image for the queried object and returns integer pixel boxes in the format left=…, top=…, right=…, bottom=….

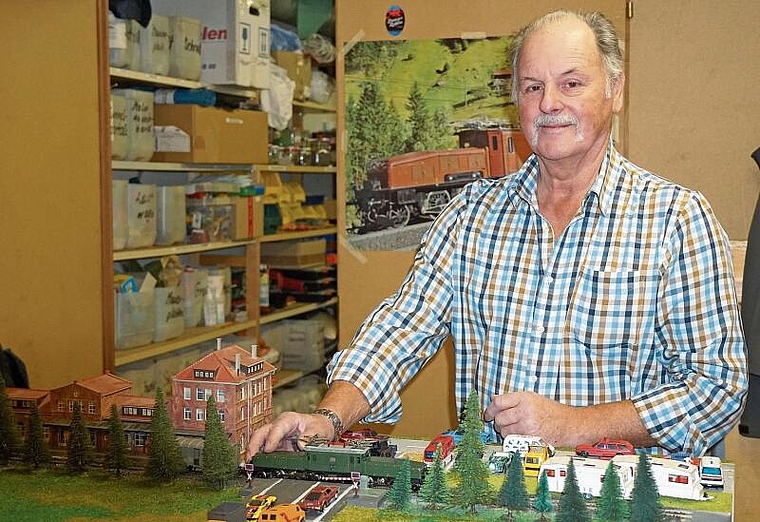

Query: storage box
left=261, top=238, right=326, bottom=267
left=278, top=319, right=326, bottom=373
left=232, top=195, right=264, bottom=239
left=153, top=105, right=268, bottom=164
left=115, top=291, right=155, bottom=350
left=186, top=194, right=233, bottom=243
left=153, top=287, right=185, bottom=342
left=151, top=0, right=270, bottom=88
left=272, top=51, right=312, bottom=100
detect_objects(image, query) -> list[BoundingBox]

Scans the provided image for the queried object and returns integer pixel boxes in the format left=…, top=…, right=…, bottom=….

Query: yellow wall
left=1, top=1, right=107, bottom=388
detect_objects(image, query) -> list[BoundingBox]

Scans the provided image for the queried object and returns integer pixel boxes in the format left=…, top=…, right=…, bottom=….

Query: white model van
left=501, top=434, right=555, bottom=457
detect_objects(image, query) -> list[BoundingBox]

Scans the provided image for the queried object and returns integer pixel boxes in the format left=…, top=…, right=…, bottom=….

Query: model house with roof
left=170, top=344, right=276, bottom=454
left=8, top=372, right=157, bottom=455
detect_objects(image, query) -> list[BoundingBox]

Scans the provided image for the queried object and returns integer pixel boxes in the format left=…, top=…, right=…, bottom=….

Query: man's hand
left=246, top=411, right=334, bottom=460
left=483, top=391, right=656, bottom=448
left=484, top=391, right=574, bottom=446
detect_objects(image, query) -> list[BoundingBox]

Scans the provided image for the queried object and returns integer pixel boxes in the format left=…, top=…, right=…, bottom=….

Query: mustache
left=533, top=114, right=579, bottom=129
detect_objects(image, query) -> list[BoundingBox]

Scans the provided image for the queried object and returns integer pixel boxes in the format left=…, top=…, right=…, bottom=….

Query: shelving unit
left=108, top=67, right=339, bottom=381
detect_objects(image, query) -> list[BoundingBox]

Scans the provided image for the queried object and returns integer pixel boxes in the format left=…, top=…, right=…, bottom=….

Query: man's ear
left=611, top=73, right=625, bottom=113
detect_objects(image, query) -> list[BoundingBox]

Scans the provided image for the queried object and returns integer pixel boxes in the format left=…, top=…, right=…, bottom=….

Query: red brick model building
left=171, top=344, right=276, bottom=455
left=8, top=372, right=156, bottom=455
left=6, top=343, right=276, bottom=466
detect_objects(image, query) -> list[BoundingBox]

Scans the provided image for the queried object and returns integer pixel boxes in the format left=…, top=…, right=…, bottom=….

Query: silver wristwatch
left=313, top=408, right=344, bottom=441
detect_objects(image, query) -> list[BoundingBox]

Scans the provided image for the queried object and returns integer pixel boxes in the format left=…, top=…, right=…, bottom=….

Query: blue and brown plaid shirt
left=329, top=142, right=747, bottom=454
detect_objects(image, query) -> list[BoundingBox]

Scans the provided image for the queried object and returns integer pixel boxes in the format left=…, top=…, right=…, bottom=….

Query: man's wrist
left=313, top=408, right=344, bottom=441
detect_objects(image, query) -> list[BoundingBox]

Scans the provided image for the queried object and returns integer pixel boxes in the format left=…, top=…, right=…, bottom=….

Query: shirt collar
left=507, top=139, right=622, bottom=217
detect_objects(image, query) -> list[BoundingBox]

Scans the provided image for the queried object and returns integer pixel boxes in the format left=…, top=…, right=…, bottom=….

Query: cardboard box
left=232, top=195, right=264, bottom=239
left=153, top=105, right=268, bottom=164
left=151, top=0, right=270, bottom=88
left=273, top=51, right=312, bottom=100
left=261, top=238, right=326, bottom=267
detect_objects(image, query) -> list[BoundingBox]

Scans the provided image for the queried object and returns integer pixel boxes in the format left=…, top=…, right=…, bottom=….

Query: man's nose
left=539, top=84, right=563, bottom=113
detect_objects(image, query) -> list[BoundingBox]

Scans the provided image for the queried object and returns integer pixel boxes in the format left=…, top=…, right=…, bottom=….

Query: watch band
left=313, top=408, right=344, bottom=441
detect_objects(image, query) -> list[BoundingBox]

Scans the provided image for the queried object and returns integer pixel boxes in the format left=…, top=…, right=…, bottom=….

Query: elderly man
left=248, top=9, right=746, bottom=458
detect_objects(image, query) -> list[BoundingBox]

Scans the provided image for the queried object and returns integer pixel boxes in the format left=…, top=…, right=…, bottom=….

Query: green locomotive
left=251, top=444, right=427, bottom=490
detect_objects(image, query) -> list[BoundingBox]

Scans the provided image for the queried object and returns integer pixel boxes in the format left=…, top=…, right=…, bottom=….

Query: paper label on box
left=239, top=22, right=251, bottom=54
left=110, top=18, right=127, bottom=49
left=154, top=125, right=191, bottom=152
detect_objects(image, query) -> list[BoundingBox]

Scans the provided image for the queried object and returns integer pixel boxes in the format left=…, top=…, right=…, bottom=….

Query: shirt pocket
left=567, top=267, right=661, bottom=348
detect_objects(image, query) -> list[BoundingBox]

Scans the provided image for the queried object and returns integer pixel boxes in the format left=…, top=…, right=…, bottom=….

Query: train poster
left=343, top=36, right=532, bottom=251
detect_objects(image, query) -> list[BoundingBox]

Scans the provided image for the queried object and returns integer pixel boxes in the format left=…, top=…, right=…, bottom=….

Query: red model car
left=298, top=485, right=339, bottom=511
left=575, top=438, right=635, bottom=459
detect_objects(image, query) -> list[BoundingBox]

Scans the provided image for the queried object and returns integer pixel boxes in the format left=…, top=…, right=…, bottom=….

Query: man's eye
left=525, top=84, right=542, bottom=93
left=565, top=81, right=581, bottom=89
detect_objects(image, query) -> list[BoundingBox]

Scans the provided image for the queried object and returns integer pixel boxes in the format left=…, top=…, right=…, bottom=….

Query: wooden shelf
left=114, top=320, right=258, bottom=367
left=112, top=160, right=253, bottom=172
left=259, top=297, right=338, bottom=325
left=273, top=369, right=305, bottom=389
left=114, top=240, right=255, bottom=261
left=109, top=67, right=259, bottom=100
left=293, top=99, right=336, bottom=112
left=260, top=227, right=338, bottom=243
left=255, top=164, right=337, bottom=174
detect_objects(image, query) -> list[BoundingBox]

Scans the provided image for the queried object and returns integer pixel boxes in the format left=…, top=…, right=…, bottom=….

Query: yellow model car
left=245, top=494, right=277, bottom=520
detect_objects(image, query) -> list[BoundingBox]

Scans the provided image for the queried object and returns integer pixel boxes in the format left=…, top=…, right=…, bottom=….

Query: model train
left=352, top=127, right=531, bottom=232
left=251, top=443, right=427, bottom=490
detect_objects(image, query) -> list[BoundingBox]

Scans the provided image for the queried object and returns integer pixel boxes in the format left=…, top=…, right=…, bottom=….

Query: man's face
left=516, top=18, right=623, bottom=163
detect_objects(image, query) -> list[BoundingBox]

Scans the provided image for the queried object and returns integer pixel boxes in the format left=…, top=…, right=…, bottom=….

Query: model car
left=245, top=494, right=277, bottom=520
left=575, top=438, right=635, bottom=459
left=298, top=485, right=339, bottom=511
left=258, top=504, right=305, bottom=522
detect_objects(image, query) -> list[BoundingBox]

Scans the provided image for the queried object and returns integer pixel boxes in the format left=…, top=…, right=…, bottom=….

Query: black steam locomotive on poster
left=351, top=127, right=531, bottom=233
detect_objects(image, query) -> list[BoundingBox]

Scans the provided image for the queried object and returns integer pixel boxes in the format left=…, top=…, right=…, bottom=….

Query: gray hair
left=510, top=10, right=624, bottom=102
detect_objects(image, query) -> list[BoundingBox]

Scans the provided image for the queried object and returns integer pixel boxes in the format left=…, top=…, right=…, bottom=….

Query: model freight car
left=251, top=444, right=426, bottom=490
left=352, top=127, right=530, bottom=232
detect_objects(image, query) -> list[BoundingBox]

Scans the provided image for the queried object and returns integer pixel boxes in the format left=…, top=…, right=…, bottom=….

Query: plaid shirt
left=329, top=143, right=747, bottom=454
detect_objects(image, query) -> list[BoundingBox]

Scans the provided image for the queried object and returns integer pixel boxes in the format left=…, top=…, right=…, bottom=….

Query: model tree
left=498, top=448, right=529, bottom=517
left=146, top=387, right=184, bottom=482
left=384, top=457, right=412, bottom=511
left=532, top=470, right=554, bottom=521
left=597, top=460, right=628, bottom=521
left=452, top=389, right=494, bottom=513
left=418, top=446, right=451, bottom=509
left=104, top=403, right=130, bottom=476
left=23, top=402, right=50, bottom=469
left=201, top=395, right=238, bottom=489
left=555, top=459, right=591, bottom=522
left=0, top=373, right=21, bottom=464
left=66, top=402, right=93, bottom=473
left=629, top=451, right=661, bottom=522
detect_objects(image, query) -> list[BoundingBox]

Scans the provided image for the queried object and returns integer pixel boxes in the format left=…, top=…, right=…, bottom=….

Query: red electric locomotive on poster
left=352, top=126, right=532, bottom=232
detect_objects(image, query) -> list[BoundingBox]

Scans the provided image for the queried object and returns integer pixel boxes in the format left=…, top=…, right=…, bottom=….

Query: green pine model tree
left=498, top=447, right=529, bottom=516
left=146, top=387, right=184, bottom=482
left=555, top=459, right=591, bottom=522
left=0, top=373, right=21, bottom=464
left=384, top=457, right=412, bottom=511
left=629, top=451, right=662, bottom=522
left=66, top=402, right=93, bottom=473
left=418, top=446, right=451, bottom=509
left=23, top=402, right=50, bottom=469
left=201, top=395, right=238, bottom=489
left=532, top=470, right=554, bottom=521
left=597, top=460, right=629, bottom=521
left=452, top=389, right=494, bottom=513
left=104, top=403, right=130, bottom=476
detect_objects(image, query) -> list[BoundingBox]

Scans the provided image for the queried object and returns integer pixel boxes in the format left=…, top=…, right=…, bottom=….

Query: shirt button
left=546, top=276, right=554, bottom=284
left=535, top=325, right=545, bottom=334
